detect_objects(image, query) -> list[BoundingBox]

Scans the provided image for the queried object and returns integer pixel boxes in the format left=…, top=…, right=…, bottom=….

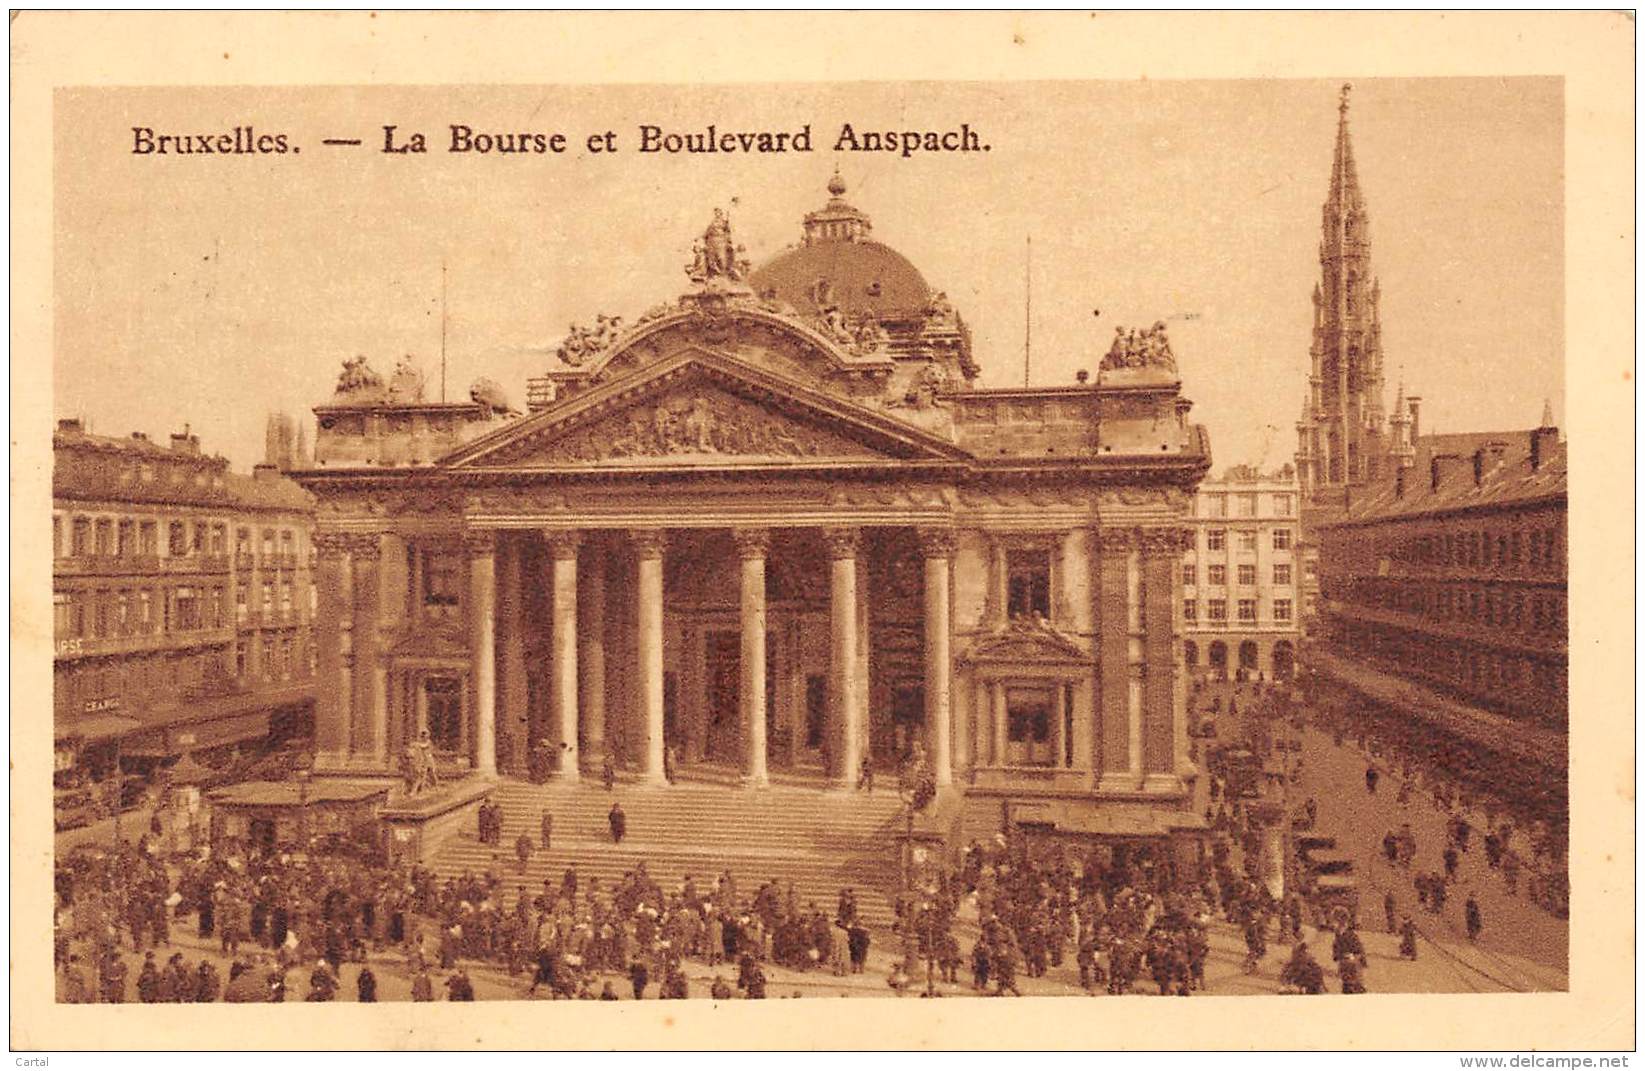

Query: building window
left=1006, top=549, right=1052, bottom=620
left=137, top=591, right=152, bottom=632
left=261, top=580, right=273, bottom=615
left=1207, top=564, right=1226, bottom=586
left=234, top=640, right=247, bottom=679
left=115, top=592, right=130, bottom=634
left=1183, top=599, right=1197, bottom=622
left=71, top=517, right=91, bottom=556
left=213, top=587, right=227, bottom=628
left=1005, top=687, right=1055, bottom=767
left=1237, top=598, right=1257, bottom=623
left=193, top=522, right=207, bottom=553
left=1206, top=529, right=1226, bottom=551
left=117, top=520, right=134, bottom=558
left=1207, top=599, right=1227, bottom=622
left=1237, top=493, right=1257, bottom=518
left=1273, top=528, right=1293, bottom=551
left=423, top=552, right=461, bottom=617
left=93, top=592, right=110, bottom=637
left=1274, top=599, right=1293, bottom=623
left=280, top=636, right=293, bottom=680
left=175, top=587, right=200, bottom=630
left=280, top=530, right=294, bottom=563
left=1273, top=563, right=1292, bottom=585
left=261, top=636, right=275, bottom=680
left=1272, top=494, right=1292, bottom=516
left=1182, top=564, right=1196, bottom=586
left=52, top=516, right=62, bottom=559
left=261, top=529, right=275, bottom=560
left=53, top=593, right=71, bottom=637
left=235, top=588, right=248, bottom=625
left=1237, top=564, right=1257, bottom=586
left=92, top=519, right=111, bottom=556
left=211, top=524, right=227, bottom=555
left=280, top=579, right=293, bottom=613
left=168, top=521, right=187, bottom=557
left=236, top=527, right=252, bottom=560
left=1204, top=495, right=1225, bottom=518
left=1237, top=530, right=1258, bottom=552
left=138, top=521, right=156, bottom=556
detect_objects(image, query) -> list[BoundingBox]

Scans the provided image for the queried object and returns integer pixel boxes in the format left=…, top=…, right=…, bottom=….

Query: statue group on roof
left=556, top=313, right=625, bottom=367
left=686, top=207, right=751, bottom=284
left=1100, top=320, right=1178, bottom=373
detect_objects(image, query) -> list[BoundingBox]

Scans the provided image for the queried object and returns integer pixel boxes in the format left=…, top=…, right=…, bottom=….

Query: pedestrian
left=858, top=755, right=874, bottom=793
left=1444, top=847, right=1459, bottom=882
left=1398, top=916, right=1419, bottom=960
left=609, top=802, right=627, bottom=845
left=1365, top=766, right=1379, bottom=795
left=1383, top=891, right=1398, bottom=934
left=306, top=960, right=337, bottom=1002
left=410, top=969, right=434, bottom=1002
left=515, top=832, right=533, bottom=875
left=709, top=974, right=732, bottom=1001
left=629, top=958, right=649, bottom=1000
left=540, top=810, right=553, bottom=852
left=602, top=756, right=616, bottom=792
left=1465, top=895, right=1483, bottom=942
left=445, top=968, right=475, bottom=1001
left=663, top=744, right=677, bottom=785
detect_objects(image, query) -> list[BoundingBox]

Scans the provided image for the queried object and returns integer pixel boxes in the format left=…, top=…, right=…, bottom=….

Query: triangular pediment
left=960, top=619, right=1091, bottom=665
left=443, top=349, right=970, bottom=469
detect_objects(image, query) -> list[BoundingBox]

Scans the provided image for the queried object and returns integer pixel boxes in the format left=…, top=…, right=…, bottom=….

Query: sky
left=53, top=77, right=1563, bottom=473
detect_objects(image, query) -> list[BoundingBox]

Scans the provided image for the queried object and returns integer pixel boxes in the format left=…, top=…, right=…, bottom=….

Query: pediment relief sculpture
left=494, top=386, right=878, bottom=466
left=961, top=615, right=1091, bottom=665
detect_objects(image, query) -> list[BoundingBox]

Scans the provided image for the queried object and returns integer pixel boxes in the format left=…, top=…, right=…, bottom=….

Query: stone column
left=580, top=546, right=607, bottom=768
left=1140, top=527, right=1186, bottom=781
left=824, top=526, right=861, bottom=787
left=498, top=534, right=528, bottom=775
left=349, top=533, right=386, bottom=766
left=632, top=530, right=668, bottom=785
left=313, top=532, right=353, bottom=767
left=992, top=681, right=1008, bottom=765
left=466, top=530, right=497, bottom=777
left=1097, top=527, right=1135, bottom=785
left=734, top=528, right=771, bottom=787
left=547, top=530, right=582, bottom=781
left=919, top=528, right=956, bottom=787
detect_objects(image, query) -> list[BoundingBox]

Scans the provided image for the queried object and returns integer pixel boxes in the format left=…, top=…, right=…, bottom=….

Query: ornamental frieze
left=515, top=387, right=875, bottom=465
left=316, top=490, right=468, bottom=518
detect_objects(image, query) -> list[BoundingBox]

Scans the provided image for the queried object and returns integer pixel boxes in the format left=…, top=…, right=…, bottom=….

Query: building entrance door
left=425, top=677, right=462, bottom=755
left=878, top=683, right=923, bottom=766
left=703, top=631, right=740, bottom=764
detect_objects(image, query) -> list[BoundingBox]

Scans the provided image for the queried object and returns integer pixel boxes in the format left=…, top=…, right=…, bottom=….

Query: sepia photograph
left=10, top=10, right=1633, bottom=1054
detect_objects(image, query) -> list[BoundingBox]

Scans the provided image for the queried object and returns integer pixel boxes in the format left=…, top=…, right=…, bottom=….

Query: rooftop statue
left=469, top=377, right=519, bottom=418
left=557, top=313, right=625, bottom=367
left=334, top=354, right=386, bottom=400
left=1100, top=320, right=1178, bottom=374
left=685, top=207, right=751, bottom=284
left=387, top=356, right=426, bottom=403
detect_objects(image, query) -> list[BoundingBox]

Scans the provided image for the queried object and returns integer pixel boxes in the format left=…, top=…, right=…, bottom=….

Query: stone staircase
left=427, top=774, right=909, bottom=929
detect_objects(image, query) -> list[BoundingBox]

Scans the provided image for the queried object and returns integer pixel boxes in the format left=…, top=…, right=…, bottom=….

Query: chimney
left=56, top=418, right=83, bottom=434
left=1430, top=453, right=1461, bottom=491
left=1531, top=425, right=1560, bottom=471
left=169, top=423, right=200, bottom=455
left=1407, top=396, right=1422, bottom=442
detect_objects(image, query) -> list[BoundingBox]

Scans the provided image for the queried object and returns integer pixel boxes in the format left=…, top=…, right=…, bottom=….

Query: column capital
left=314, top=531, right=352, bottom=560
left=629, top=529, right=668, bottom=559
left=732, top=527, right=771, bottom=560
left=1138, top=526, right=1193, bottom=556
left=821, top=525, right=860, bottom=561
left=463, top=529, right=496, bottom=558
left=544, top=529, right=583, bottom=561
left=345, top=532, right=383, bottom=562
left=1097, top=526, right=1138, bottom=553
left=917, top=527, right=959, bottom=558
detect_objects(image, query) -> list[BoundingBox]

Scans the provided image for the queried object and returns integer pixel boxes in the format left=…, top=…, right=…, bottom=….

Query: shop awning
left=55, top=715, right=141, bottom=743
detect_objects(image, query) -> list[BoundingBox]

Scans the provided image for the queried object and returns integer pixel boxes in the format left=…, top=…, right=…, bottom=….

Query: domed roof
left=748, top=174, right=931, bottom=320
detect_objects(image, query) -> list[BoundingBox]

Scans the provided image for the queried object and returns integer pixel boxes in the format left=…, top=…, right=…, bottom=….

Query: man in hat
left=609, top=802, right=627, bottom=845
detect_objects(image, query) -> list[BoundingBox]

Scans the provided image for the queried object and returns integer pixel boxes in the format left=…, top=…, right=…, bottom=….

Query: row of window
left=1184, top=598, right=1293, bottom=624
left=54, top=577, right=312, bottom=641
left=1196, top=492, right=1294, bottom=519
left=1184, top=562, right=1292, bottom=587
left=1351, top=522, right=1564, bottom=576
left=1202, top=527, right=1293, bottom=552
left=53, top=512, right=303, bottom=566
left=1334, top=621, right=1566, bottom=727
left=232, top=631, right=314, bottom=684
left=1327, top=576, right=1567, bottom=639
